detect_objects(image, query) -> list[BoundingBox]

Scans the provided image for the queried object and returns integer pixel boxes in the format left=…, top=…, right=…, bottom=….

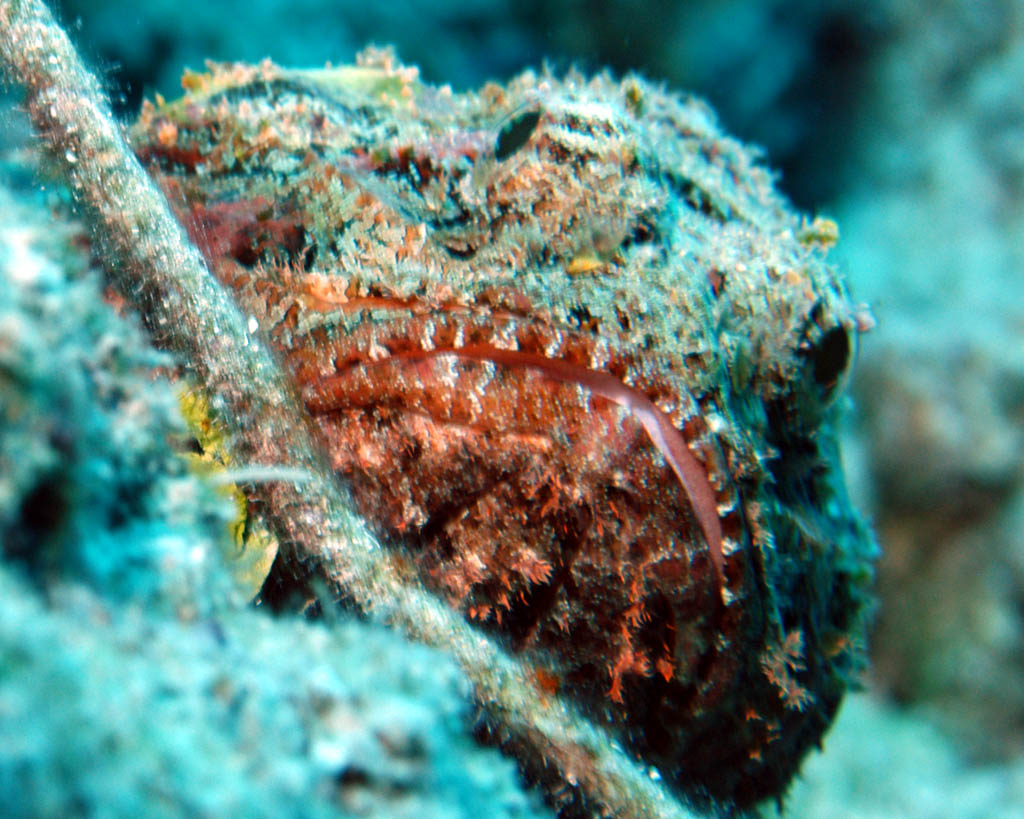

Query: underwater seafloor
left=1, top=1, right=1023, bottom=816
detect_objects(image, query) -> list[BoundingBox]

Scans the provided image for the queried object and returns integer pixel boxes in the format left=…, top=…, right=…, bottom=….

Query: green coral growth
left=177, top=386, right=279, bottom=599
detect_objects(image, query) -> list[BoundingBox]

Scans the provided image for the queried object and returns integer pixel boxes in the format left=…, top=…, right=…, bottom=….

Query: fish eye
left=792, top=296, right=855, bottom=400
left=494, top=108, right=542, bottom=160
left=810, top=325, right=851, bottom=393
left=792, top=320, right=855, bottom=426
left=782, top=301, right=858, bottom=431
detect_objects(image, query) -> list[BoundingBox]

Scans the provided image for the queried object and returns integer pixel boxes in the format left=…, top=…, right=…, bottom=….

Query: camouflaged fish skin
left=131, top=50, right=877, bottom=810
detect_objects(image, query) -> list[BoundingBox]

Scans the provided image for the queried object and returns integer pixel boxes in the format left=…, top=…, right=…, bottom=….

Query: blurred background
left=9, top=0, right=1024, bottom=813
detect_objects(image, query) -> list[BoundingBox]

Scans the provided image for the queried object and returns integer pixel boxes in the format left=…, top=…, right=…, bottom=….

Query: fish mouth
left=304, top=342, right=727, bottom=593
left=760, top=398, right=877, bottom=651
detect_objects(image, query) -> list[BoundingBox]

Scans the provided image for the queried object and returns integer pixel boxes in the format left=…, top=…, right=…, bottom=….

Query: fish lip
left=304, top=340, right=730, bottom=592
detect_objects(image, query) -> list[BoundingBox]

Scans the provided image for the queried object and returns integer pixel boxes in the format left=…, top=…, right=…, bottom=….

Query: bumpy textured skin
left=132, top=50, right=876, bottom=811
